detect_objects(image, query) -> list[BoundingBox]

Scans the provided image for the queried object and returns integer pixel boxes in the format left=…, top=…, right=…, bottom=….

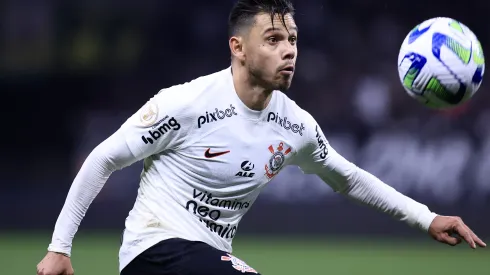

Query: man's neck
left=231, top=64, right=273, bottom=111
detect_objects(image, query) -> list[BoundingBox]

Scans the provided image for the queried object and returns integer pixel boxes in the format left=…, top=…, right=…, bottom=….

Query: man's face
left=243, top=12, right=298, bottom=92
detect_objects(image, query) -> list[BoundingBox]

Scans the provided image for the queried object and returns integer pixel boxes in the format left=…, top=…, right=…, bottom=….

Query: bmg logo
left=141, top=117, right=181, bottom=144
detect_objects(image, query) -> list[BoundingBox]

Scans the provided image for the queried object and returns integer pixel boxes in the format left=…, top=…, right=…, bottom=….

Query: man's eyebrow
left=262, top=25, right=298, bottom=35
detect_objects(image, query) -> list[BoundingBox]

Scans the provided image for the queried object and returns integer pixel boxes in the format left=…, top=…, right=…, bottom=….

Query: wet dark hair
left=228, top=0, right=295, bottom=37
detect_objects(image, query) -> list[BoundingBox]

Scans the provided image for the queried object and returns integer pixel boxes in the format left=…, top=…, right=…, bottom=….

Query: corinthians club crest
left=265, top=142, right=292, bottom=179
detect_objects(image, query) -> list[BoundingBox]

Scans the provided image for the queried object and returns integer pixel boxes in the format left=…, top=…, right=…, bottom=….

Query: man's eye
left=268, top=37, right=277, bottom=43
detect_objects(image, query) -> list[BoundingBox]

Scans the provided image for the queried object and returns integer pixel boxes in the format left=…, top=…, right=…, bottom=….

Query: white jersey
left=47, top=67, right=437, bottom=273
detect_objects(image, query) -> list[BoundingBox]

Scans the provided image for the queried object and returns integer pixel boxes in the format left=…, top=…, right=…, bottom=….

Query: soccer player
left=37, top=0, right=486, bottom=274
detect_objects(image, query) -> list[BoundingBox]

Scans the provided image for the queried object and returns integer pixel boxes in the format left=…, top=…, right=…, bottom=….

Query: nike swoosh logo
left=408, top=24, right=433, bottom=44
left=204, top=148, right=230, bottom=158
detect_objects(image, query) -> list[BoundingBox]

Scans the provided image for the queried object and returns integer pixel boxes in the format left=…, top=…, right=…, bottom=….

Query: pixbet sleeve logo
left=315, top=125, right=328, bottom=159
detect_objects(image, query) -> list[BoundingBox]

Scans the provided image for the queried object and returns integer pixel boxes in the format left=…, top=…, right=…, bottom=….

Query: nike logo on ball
left=408, top=24, right=433, bottom=44
left=204, top=148, right=230, bottom=158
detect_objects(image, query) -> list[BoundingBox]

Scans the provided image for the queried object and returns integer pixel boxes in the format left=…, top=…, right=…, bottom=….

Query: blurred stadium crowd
left=2, top=0, right=489, bottom=233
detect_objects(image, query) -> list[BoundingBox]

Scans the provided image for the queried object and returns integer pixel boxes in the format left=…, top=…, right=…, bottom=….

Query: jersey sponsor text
left=141, top=117, right=181, bottom=144
left=198, top=104, right=237, bottom=128
left=267, top=112, right=305, bottom=136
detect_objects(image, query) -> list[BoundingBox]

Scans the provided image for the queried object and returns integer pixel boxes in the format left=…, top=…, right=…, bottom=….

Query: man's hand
left=429, top=215, right=486, bottom=249
left=37, top=251, right=74, bottom=275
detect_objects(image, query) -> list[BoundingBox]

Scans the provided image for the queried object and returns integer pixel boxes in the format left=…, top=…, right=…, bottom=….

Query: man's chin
left=276, top=80, right=292, bottom=92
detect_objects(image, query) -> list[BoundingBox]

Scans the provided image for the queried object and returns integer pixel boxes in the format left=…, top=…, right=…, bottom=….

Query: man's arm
left=297, top=128, right=436, bottom=231
left=296, top=114, right=485, bottom=248
left=48, top=130, right=137, bottom=256
left=329, top=157, right=437, bottom=231
left=47, top=85, right=195, bottom=257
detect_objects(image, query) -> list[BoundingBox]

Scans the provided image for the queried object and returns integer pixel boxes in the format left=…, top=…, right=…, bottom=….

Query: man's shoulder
left=273, top=91, right=316, bottom=126
left=155, top=68, right=229, bottom=103
left=128, top=69, right=228, bottom=130
left=148, top=68, right=231, bottom=118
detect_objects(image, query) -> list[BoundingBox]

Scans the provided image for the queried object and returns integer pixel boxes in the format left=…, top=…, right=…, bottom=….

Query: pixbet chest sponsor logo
left=315, top=125, right=328, bottom=159
left=198, top=104, right=237, bottom=128
left=267, top=112, right=305, bottom=136
left=141, top=116, right=181, bottom=144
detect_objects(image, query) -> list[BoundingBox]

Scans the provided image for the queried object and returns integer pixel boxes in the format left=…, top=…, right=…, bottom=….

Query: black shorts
left=120, top=238, right=261, bottom=275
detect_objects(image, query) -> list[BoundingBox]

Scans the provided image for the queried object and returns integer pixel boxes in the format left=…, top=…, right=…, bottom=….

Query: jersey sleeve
left=295, top=113, right=437, bottom=232
left=294, top=116, right=357, bottom=192
left=47, top=85, right=197, bottom=256
left=120, top=84, right=196, bottom=159
left=48, top=130, right=137, bottom=256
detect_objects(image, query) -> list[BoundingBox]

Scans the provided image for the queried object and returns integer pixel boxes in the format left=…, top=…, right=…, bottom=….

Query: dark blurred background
left=1, top=0, right=489, bottom=274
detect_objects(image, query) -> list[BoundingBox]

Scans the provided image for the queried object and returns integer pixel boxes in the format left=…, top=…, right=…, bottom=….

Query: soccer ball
left=398, top=17, right=485, bottom=109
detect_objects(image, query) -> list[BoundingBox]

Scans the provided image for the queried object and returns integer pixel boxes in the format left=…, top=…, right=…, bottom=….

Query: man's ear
left=229, top=36, right=246, bottom=62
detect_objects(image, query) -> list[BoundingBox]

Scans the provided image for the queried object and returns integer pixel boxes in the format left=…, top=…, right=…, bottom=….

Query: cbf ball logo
left=221, top=254, right=258, bottom=273
left=265, top=142, right=292, bottom=179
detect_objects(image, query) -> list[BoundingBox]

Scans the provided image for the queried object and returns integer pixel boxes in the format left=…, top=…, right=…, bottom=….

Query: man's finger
left=474, top=237, right=487, bottom=248
left=443, top=235, right=462, bottom=246
left=464, top=225, right=487, bottom=248
left=455, top=224, right=476, bottom=248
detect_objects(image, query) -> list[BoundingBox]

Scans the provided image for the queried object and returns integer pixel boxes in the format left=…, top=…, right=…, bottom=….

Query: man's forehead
left=254, top=13, right=297, bottom=33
